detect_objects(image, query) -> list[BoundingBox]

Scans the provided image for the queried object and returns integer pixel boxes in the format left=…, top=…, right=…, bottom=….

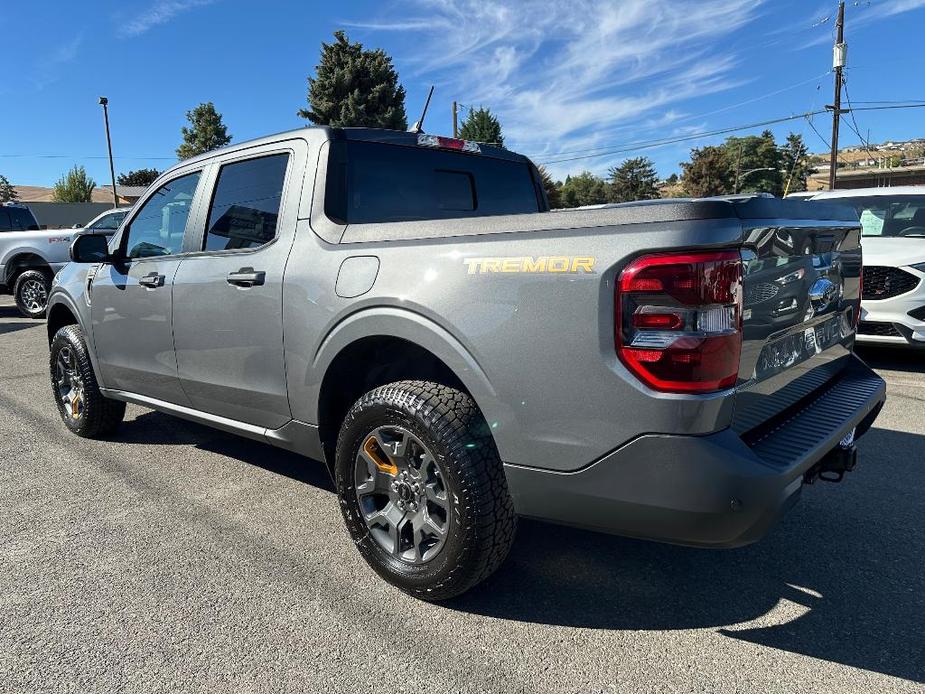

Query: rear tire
left=335, top=381, right=517, bottom=601
left=50, top=324, right=125, bottom=438
left=14, top=269, right=52, bottom=319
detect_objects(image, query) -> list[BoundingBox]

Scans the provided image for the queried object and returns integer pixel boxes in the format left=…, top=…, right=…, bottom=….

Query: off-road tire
left=50, top=324, right=125, bottom=438
left=13, top=269, right=52, bottom=319
left=335, top=380, right=517, bottom=601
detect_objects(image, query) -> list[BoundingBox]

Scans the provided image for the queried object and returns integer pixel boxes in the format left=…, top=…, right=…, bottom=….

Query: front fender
left=46, top=266, right=106, bottom=387
left=307, top=306, right=520, bottom=462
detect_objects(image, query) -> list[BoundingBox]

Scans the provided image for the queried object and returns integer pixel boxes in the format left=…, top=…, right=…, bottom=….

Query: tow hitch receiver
left=805, top=441, right=858, bottom=484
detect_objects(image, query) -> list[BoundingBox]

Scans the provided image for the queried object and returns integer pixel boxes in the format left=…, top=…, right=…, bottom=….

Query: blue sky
left=3, top=0, right=924, bottom=186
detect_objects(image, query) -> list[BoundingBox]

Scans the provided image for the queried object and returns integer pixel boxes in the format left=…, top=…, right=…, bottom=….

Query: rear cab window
left=325, top=139, right=543, bottom=224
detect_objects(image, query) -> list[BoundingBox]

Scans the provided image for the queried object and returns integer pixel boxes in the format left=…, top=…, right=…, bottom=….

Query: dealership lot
left=0, top=295, right=922, bottom=694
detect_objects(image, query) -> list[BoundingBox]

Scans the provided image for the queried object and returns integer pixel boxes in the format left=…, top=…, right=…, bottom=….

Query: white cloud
left=119, top=0, right=217, bottom=38
left=347, top=0, right=764, bottom=178
left=34, top=35, right=83, bottom=90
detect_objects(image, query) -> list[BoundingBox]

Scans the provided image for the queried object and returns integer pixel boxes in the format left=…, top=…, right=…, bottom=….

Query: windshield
left=89, top=210, right=128, bottom=231
left=826, top=194, right=925, bottom=238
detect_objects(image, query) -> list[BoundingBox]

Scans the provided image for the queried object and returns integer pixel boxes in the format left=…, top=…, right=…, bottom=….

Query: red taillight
left=616, top=250, right=743, bottom=394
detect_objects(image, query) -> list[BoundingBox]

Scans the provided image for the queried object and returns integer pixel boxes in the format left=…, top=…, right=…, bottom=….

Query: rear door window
left=203, top=153, right=289, bottom=251
left=326, top=141, right=540, bottom=223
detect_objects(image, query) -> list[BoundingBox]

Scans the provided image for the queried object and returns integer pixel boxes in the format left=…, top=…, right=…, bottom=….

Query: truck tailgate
left=733, top=210, right=863, bottom=435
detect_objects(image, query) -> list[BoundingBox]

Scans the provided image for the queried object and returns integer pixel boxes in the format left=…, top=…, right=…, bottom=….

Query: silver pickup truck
left=1, top=204, right=128, bottom=317
left=46, top=127, right=885, bottom=600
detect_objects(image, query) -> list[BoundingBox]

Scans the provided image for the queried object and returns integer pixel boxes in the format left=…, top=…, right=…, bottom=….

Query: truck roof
left=176, top=125, right=528, bottom=168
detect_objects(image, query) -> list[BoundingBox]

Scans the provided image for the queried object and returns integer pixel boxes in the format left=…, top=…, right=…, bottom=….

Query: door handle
left=138, top=272, right=165, bottom=288
left=226, top=267, right=266, bottom=287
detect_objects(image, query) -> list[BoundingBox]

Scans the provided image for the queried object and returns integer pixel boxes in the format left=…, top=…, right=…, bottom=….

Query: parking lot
left=0, top=294, right=922, bottom=694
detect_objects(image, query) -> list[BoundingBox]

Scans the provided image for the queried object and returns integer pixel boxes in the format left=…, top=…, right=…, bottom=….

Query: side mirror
left=72, top=223, right=83, bottom=229
left=70, top=233, right=111, bottom=263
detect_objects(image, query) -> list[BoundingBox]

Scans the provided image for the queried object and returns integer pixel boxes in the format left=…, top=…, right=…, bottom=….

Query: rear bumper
left=504, top=355, right=886, bottom=547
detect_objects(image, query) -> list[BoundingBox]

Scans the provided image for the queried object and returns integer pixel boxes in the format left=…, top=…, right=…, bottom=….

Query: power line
left=536, top=102, right=925, bottom=166
left=526, top=71, right=831, bottom=161
left=537, top=110, right=828, bottom=165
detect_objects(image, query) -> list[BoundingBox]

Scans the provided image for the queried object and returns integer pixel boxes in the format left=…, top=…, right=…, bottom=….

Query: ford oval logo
left=809, top=277, right=839, bottom=314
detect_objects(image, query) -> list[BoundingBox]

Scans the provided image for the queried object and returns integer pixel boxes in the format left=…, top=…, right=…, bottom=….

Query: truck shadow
left=856, top=346, right=925, bottom=375
left=112, top=410, right=922, bottom=683
left=448, top=425, right=925, bottom=684
left=114, top=410, right=335, bottom=492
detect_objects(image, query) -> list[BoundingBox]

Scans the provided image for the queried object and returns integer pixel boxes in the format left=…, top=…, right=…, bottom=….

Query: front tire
left=14, top=269, right=51, bottom=319
left=335, top=381, right=517, bottom=601
left=50, top=325, right=125, bottom=437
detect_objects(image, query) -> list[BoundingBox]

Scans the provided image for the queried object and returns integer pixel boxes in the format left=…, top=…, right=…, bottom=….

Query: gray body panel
left=46, top=126, right=885, bottom=548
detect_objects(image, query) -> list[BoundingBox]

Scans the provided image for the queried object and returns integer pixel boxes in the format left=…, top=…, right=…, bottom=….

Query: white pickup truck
left=0, top=203, right=128, bottom=317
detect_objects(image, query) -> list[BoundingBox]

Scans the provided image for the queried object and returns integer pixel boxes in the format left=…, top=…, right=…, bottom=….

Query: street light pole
left=99, top=97, right=119, bottom=209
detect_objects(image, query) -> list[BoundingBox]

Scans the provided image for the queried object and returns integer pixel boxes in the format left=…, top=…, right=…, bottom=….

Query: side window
left=0, top=209, right=11, bottom=232
left=123, top=172, right=200, bottom=258
left=204, top=153, right=289, bottom=252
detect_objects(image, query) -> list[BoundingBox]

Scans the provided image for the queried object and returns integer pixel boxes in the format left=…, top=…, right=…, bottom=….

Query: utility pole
left=99, top=97, right=119, bottom=208
left=827, top=1, right=846, bottom=190
left=452, top=101, right=459, bottom=138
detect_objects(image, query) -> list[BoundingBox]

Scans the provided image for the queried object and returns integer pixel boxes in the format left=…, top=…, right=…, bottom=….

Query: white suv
left=805, top=186, right=925, bottom=347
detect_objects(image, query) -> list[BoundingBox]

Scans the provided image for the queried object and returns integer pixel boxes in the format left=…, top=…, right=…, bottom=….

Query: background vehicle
left=47, top=127, right=885, bottom=599
left=0, top=203, right=78, bottom=318
left=0, top=205, right=128, bottom=318
left=804, top=186, right=925, bottom=347
left=80, top=208, right=130, bottom=233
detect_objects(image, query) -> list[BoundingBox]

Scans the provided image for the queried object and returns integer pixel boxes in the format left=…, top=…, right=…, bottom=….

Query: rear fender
left=309, top=307, right=518, bottom=461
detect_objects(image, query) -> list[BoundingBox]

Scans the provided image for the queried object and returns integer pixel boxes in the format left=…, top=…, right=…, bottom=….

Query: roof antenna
left=410, top=85, right=434, bottom=134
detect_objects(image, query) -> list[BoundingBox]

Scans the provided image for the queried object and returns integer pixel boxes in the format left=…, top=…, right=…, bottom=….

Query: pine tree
left=299, top=30, right=407, bottom=130
left=681, top=146, right=733, bottom=197
left=608, top=157, right=660, bottom=203
left=177, top=102, right=232, bottom=160
left=536, top=165, right=561, bottom=208
left=117, top=168, right=160, bottom=187
left=559, top=172, right=609, bottom=207
left=781, top=132, right=811, bottom=195
left=52, top=165, right=96, bottom=203
left=458, top=107, right=504, bottom=146
left=724, top=130, right=783, bottom=196
left=0, top=174, right=17, bottom=203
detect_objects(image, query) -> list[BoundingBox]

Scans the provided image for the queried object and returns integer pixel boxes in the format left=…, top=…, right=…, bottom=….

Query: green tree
left=117, top=168, right=160, bottom=187
left=724, top=130, right=783, bottom=195
left=177, top=102, right=232, bottom=160
left=681, top=146, right=733, bottom=197
left=559, top=172, right=609, bottom=208
left=459, top=107, right=504, bottom=146
left=52, top=165, right=96, bottom=203
left=536, top=165, right=561, bottom=208
left=299, top=30, right=407, bottom=130
left=780, top=133, right=810, bottom=195
left=608, top=157, right=660, bottom=203
left=665, top=173, right=679, bottom=186
left=0, top=174, right=17, bottom=203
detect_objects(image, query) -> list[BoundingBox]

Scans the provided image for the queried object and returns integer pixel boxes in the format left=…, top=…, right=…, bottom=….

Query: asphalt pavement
left=1, top=295, right=922, bottom=693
